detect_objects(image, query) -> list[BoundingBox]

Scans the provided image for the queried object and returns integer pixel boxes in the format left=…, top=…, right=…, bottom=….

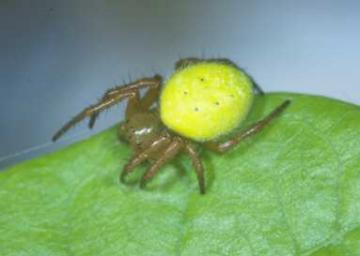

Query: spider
left=52, top=58, right=290, bottom=194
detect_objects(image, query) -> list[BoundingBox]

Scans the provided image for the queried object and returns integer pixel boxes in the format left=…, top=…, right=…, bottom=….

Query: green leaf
left=1, top=93, right=359, bottom=256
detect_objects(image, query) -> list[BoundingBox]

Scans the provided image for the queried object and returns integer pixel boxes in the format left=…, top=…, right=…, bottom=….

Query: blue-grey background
left=0, top=0, right=359, bottom=169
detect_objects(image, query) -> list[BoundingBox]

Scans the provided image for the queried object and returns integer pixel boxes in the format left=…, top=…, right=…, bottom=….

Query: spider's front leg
left=205, top=100, right=291, bottom=154
left=137, top=137, right=206, bottom=194
left=89, top=75, right=162, bottom=128
left=52, top=75, right=162, bottom=141
left=139, top=137, right=184, bottom=189
left=120, top=135, right=172, bottom=182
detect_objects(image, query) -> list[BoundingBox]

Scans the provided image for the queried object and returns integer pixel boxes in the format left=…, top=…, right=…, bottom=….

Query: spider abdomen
left=160, top=61, right=254, bottom=141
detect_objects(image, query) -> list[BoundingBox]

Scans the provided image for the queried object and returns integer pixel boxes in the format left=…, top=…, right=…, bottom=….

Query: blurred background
left=0, top=0, right=359, bottom=169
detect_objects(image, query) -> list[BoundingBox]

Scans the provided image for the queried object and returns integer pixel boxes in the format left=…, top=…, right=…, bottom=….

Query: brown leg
left=139, top=85, right=161, bottom=110
left=52, top=91, right=136, bottom=141
left=89, top=75, right=162, bottom=128
left=120, top=136, right=171, bottom=182
left=125, top=91, right=141, bottom=119
left=88, top=88, right=126, bottom=128
left=252, top=80, right=265, bottom=95
left=53, top=75, right=162, bottom=141
left=139, top=138, right=184, bottom=189
left=184, top=143, right=206, bottom=194
left=205, top=100, right=291, bottom=153
left=124, top=76, right=162, bottom=119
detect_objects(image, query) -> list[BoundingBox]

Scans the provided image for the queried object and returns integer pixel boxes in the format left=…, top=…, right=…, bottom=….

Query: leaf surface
left=1, top=93, right=359, bottom=256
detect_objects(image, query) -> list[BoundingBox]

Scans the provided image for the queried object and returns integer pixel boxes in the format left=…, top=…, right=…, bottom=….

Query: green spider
left=53, top=58, right=290, bottom=194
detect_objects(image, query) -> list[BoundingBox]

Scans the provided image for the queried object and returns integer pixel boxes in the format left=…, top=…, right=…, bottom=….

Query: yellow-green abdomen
left=160, top=62, right=254, bottom=141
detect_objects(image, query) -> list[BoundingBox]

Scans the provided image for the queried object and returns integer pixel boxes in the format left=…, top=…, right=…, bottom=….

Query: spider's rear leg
left=89, top=75, right=162, bottom=128
left=252, top=80, right=265, bottom=95
left=245, top=73, right=264, bottom=95
left=205, top=100, right=291, bottom=153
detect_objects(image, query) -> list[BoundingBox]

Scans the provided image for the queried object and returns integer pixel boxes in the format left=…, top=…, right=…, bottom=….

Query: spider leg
left=205, top=100, right=291, bottom=153
left=124, top=78, right=162, bottom=119
left=139, top=138, right=184, bottom=189
left=243, top=72, right=264, bottom=95
left=53, top=75, right=162, bottom=141
left=184, top=142, right=206, bottom=194
left=252, top=80, right=265, bottom=95
left=125, top=90, right=142, bottom=118
left=52, top=91, right=136, bottom=141
left=88, top=86, right=128, bottom=128
left=139, top=84, right=161, bottom=110
left=120, top=135, right=171, bottom=182
left=89, top=75, right=162, bottom=128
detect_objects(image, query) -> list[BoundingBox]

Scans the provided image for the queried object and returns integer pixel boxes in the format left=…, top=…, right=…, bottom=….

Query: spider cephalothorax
left=53, top=58, right=290, bottom=194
